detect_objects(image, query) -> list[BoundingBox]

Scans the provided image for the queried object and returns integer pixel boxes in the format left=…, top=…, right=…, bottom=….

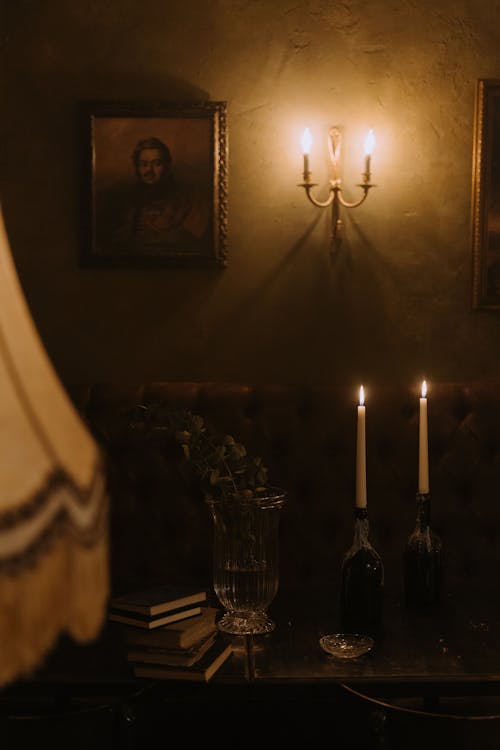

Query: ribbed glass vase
left=205, top=488, right=287, bottom=635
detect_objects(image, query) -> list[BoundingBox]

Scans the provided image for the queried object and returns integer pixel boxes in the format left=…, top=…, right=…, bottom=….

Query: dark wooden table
left=249, top=580, right=500, bottom=696
left=236, top=579, right=500, bottom=749
left=3, top=578, right=500, bottom=748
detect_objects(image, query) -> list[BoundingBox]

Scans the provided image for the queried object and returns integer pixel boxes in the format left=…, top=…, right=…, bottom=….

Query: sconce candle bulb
left=301, top=128, right=313, bottom=182
left=298, top=124, right=377, bottom=252
left=363, top=129, right=375, bottom=183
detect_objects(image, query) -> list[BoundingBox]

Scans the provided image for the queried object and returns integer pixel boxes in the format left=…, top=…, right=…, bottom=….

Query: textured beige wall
left=2, top=0, right=500, bottom=390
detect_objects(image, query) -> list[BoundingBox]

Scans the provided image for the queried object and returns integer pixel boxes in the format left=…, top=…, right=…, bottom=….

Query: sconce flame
left=301, top=127, right=313, bottom=155
left=421, top=380, right=427, bottom=398
left=359, top=385, right=365, bottom=406
left=364, top=128, right=375, bottom=157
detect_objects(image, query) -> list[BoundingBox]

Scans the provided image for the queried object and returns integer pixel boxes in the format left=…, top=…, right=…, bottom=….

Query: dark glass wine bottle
left=404, top=492, right=443, bottom=610
left=340, top=506, right=384, bottom=637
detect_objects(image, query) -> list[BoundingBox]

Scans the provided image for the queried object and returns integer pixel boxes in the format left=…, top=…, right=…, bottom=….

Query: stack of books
left=108, top=584, right=233, bottom=682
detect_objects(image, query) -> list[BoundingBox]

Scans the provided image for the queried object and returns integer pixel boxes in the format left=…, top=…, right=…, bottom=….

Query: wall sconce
left=298, top=126, right=376, bottom=252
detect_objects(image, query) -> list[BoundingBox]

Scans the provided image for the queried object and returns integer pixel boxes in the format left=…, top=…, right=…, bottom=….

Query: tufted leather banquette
left=67, top=381, right=500, bottom=603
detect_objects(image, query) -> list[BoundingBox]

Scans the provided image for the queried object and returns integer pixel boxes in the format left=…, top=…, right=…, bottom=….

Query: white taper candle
left=418, top=380, right=429, bottom=494
left=356, top=386, right=367, bottom=508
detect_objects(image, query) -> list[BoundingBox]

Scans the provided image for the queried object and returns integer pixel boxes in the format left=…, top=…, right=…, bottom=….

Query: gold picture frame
left=471, top=80, right=500, bottom=308
left=79, top=100, right=228, bottom=268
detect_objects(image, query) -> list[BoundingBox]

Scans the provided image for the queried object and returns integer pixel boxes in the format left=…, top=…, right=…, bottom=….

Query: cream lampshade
left=0, top=206, right=109, bottom=687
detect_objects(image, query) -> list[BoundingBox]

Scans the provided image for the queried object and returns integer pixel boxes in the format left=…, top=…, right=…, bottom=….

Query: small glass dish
left=319, top=633, right=374, bottom=660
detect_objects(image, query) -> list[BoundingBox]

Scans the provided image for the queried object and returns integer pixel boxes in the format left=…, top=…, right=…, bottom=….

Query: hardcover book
left=108, top=604, right=202, bottom=629
left=132, top=638, right=233, bottom=682
left=121, top=606, right=218, bottom=648
left=109, top=584, right=207, bottom=616
left=126, top=631, right=217, bottom=668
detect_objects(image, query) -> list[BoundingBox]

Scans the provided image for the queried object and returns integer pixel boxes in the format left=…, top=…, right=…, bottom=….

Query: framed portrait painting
left=79, top=100, right=227, bottom=268
left=471, top=80, right=500, bottom=308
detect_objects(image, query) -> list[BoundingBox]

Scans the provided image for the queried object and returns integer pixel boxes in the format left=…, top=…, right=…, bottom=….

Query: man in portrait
left=96, top=135, right=209, bottom=256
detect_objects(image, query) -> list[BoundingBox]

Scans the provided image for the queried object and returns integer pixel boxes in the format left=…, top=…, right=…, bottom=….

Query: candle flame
left=359, top=385, right=365, bottom=406
left=364, top=128, right=375, bottom=156
left=421, top=380, right=427, bottom=398
left=301, top=127, right=313, bottom=155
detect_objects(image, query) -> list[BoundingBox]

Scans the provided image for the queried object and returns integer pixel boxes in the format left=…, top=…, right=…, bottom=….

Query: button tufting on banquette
left=67, top=381, right=500, bottom=600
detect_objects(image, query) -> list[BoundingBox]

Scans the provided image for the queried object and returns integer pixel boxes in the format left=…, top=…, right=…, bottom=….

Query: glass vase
left=205, top=488, right=286, bottom=635
left=404, top=492, right=443, bottom=610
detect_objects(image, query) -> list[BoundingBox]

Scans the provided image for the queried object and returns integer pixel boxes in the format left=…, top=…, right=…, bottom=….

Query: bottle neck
left=354, top=506, right=368, bottom=521
left=416, top=492, right=431, bottom=530
left=353, top=506, right=369, bottom=546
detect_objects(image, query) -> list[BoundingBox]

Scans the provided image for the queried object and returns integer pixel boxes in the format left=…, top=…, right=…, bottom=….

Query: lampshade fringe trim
left=0, top=517, right=109, bottom=687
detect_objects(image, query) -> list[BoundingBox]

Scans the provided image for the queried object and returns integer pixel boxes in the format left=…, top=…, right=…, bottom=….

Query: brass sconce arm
left=300, top=180, right=373, bottom=209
